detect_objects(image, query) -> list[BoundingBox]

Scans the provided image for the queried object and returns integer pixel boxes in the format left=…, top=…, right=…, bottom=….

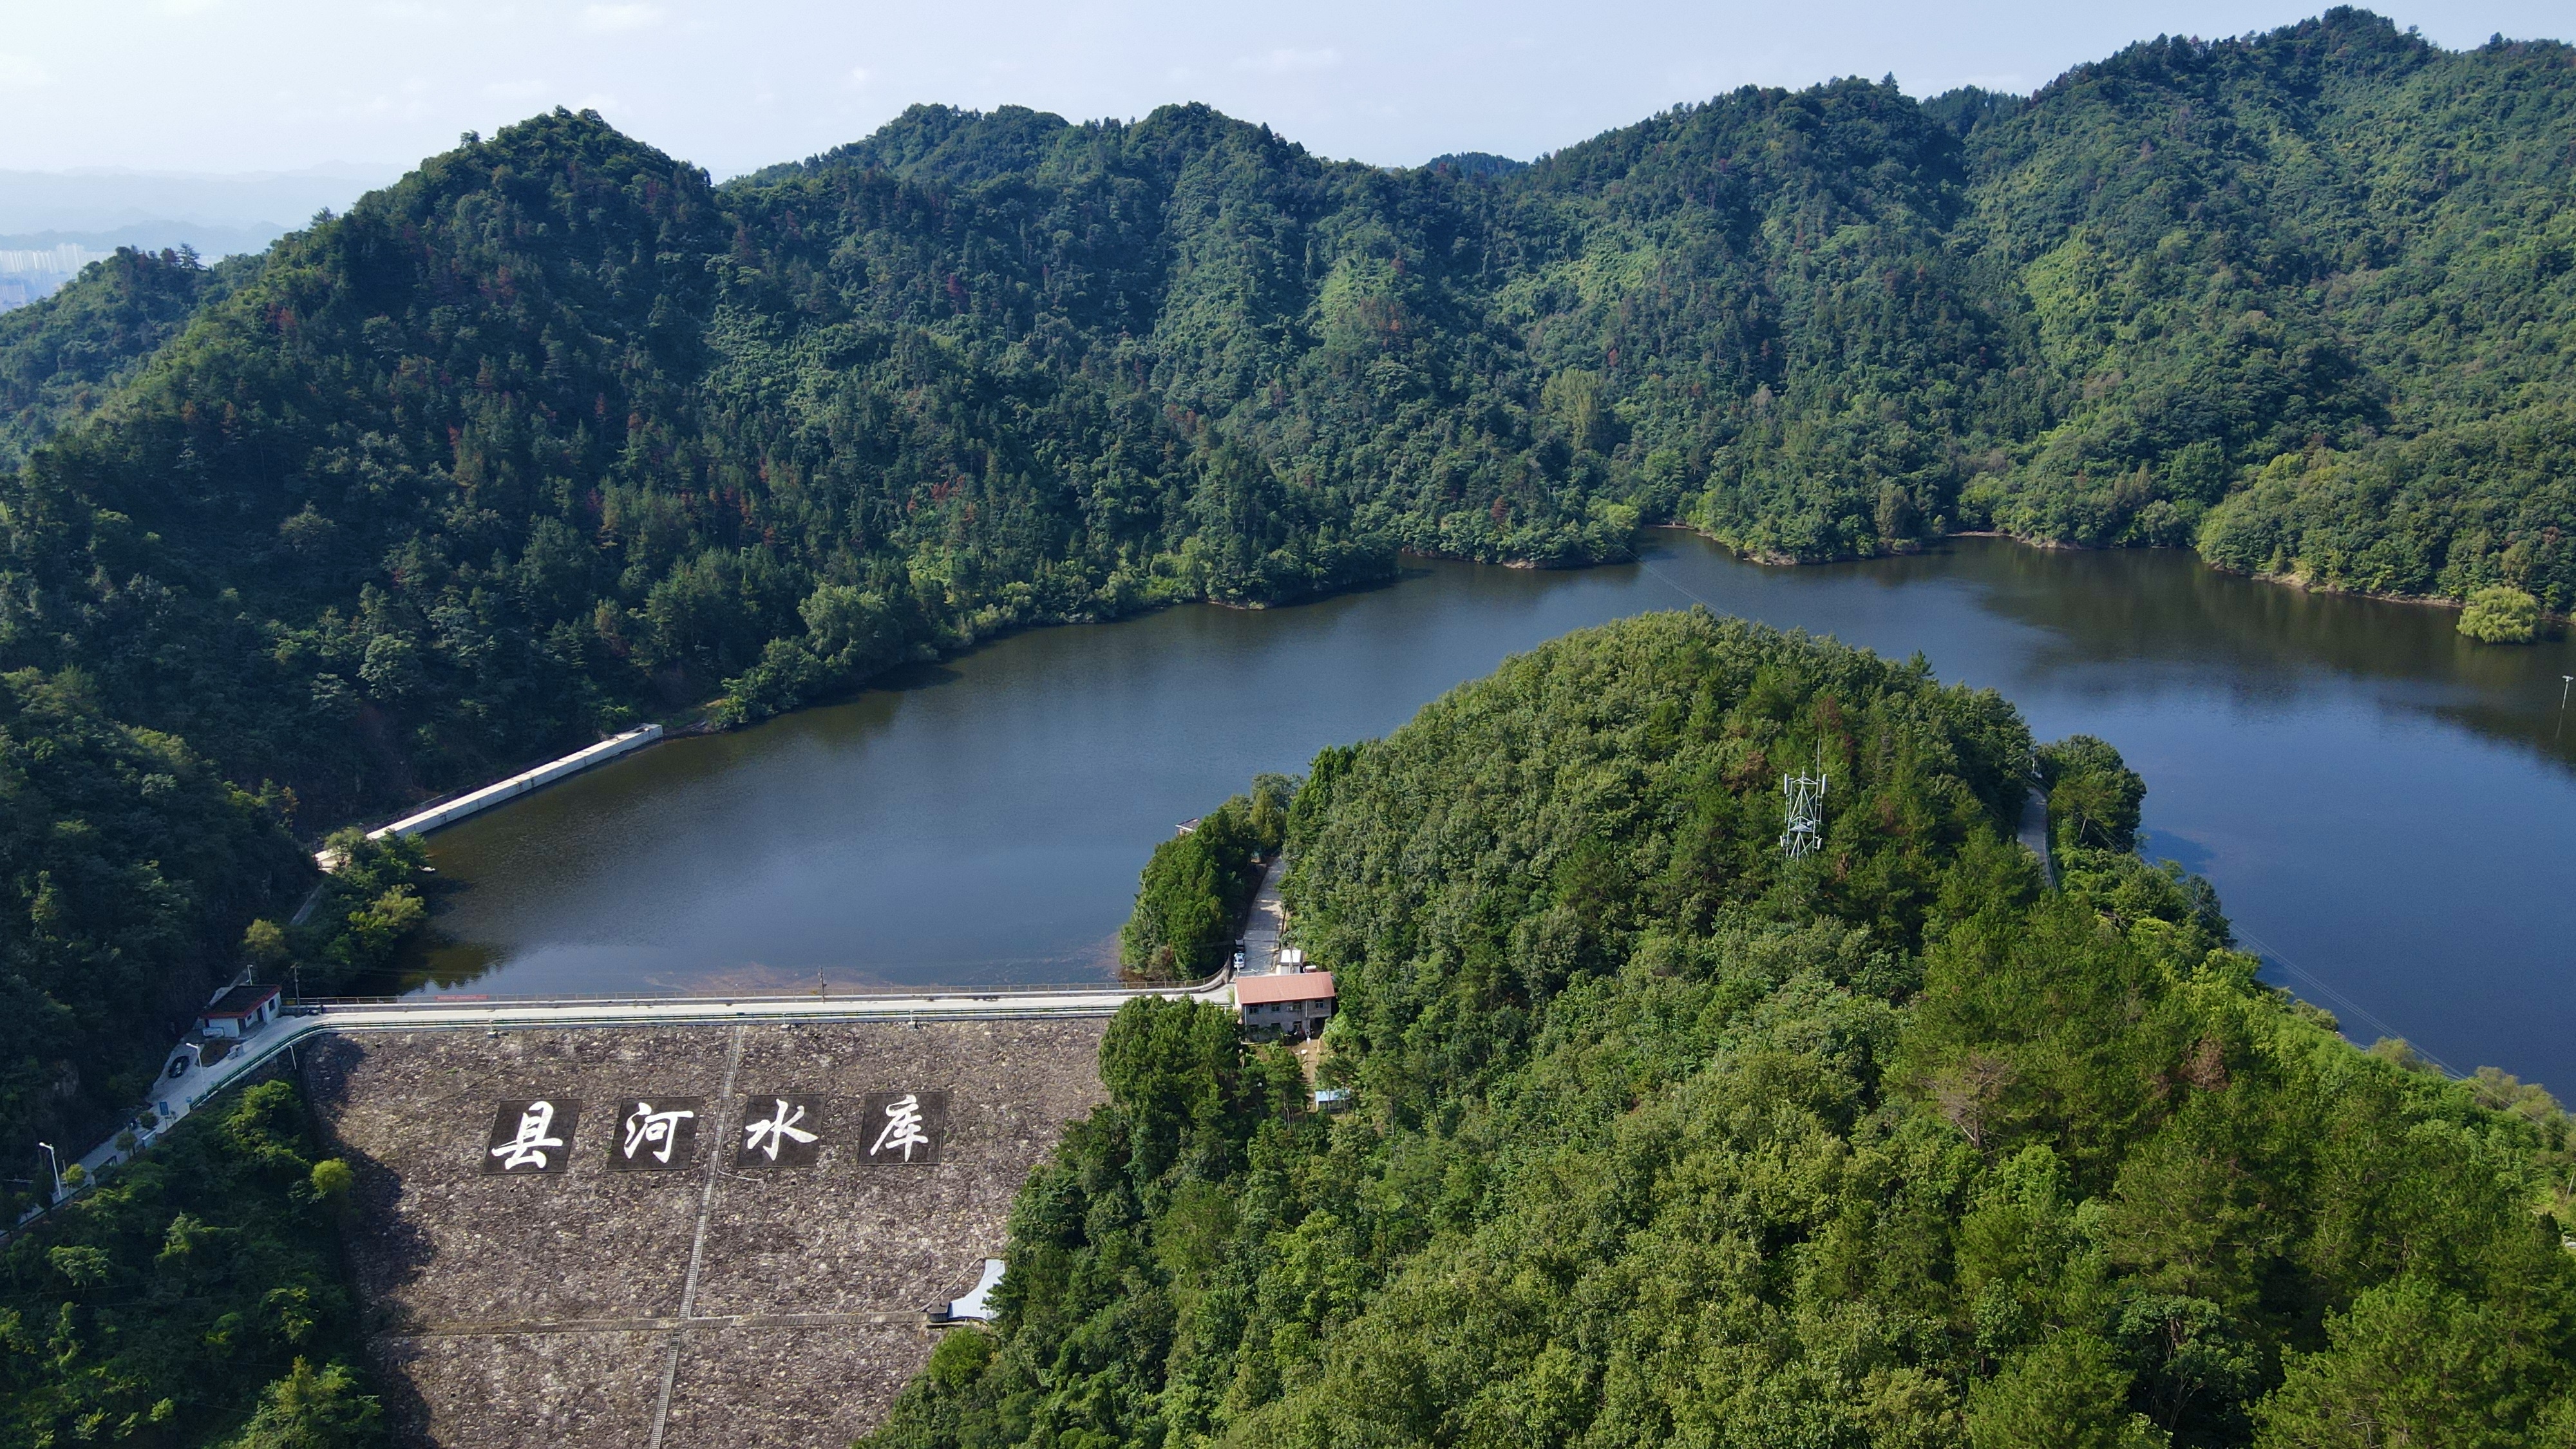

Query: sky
left=1, top=0, right=2568, bottom=188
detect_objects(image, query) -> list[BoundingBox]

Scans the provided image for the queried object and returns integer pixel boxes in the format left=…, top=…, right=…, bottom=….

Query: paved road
left=1241, top=855, right=1288, bottom=974
left=21, top=972, right=1232, bottom=1231
left=2020, top=785, right=2056, bottom=887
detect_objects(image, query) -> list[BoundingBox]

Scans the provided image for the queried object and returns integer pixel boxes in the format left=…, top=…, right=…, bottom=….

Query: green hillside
left=1, top=3, right=2572, bottom=1227
left=0, top=1080, right=383, bottom=1447
left=6, top=10, right=2571, bottom=829
left=0, top=246, right=261, bottom=471
left=868, top=613, right=2576, bottom=1448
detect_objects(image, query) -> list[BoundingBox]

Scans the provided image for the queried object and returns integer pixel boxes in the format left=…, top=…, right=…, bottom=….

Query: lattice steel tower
left=1780, top=748, right=1828, bottom=860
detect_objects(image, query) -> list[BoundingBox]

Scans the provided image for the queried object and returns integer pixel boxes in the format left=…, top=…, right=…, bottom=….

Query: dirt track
left=299, top=1016, right=1109, bottom=1448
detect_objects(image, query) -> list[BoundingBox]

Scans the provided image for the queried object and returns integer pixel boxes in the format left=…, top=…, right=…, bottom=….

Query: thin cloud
left=580, top=4, right=664, bottom=33
left=0, top=53, right=52, bottom=90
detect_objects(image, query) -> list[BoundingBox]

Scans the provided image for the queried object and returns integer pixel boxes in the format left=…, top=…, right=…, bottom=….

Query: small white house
left=198, top=983, right=281, bottom=1039
left=1235, top=971, right=1335, bottom=1038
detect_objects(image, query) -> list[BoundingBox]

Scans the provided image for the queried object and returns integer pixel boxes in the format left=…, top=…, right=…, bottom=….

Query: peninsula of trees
left=887, top=611, right=2576, bottom=1448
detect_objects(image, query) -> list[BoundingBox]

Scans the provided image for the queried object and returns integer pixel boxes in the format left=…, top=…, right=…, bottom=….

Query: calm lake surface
left=404, top=533, right=2576, bottom=1090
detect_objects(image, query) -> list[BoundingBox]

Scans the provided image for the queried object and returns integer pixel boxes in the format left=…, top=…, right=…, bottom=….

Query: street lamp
left=35, top=1142, right=59, bottom=1203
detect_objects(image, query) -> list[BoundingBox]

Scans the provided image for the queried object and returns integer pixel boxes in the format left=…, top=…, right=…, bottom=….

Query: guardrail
left=7, top=971, right=1236, bottom=1244
left=366, top=724, right=663, bottom=841
left=288, top=978, right=1182, bottom=1009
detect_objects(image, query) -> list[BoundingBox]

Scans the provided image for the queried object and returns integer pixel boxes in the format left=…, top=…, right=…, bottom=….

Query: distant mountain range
left=0, top=163, right=395, bottom=234
left=0, top=164, right=395, bottom=308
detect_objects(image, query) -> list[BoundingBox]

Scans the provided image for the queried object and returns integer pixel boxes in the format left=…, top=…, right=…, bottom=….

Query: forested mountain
left=5, top=9, right=2568, bottom=826
left=869, top=612, right=2576, bottom=1448
left=0, top=3, right=2572, bottom=1269
left=0, top=246, right=261, bottom=471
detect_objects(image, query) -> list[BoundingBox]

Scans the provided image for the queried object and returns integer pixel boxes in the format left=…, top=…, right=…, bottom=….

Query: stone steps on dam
left=299, top=1015, right=1112, bottom=1448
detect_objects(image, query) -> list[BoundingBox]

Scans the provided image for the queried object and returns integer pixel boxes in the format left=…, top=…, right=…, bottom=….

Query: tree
left=218, top=1359, right=384, bottom=1449
left=2041, top=735, right=2146, bottom=855
left=2257, top=1276, right=2574, bottom=1448
left=2458, top=585, right=2543, bottom=645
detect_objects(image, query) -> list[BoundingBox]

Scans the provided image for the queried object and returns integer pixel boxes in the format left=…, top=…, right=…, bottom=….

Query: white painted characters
left=871, top=1092, right=933, bottom=1161
left=621, top=1101, right=696, bottom=1165
left=490, top=1100, right=565, bottom=1171
left=742, top=1098, right=819, bottom=1162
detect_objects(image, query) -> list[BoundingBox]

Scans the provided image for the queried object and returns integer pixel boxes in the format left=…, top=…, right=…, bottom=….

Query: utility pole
left=35, top=1142, right=59, bottom=1204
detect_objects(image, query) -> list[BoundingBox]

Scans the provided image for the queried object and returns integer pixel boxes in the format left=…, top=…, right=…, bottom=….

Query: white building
left=197, top=983, right=281, bottom=1039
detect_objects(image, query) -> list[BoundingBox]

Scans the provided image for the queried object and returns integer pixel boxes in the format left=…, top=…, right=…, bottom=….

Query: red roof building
left=198, top=983, right=281, bottom=1039
left=1235, top=971, right=1334, bottom=1037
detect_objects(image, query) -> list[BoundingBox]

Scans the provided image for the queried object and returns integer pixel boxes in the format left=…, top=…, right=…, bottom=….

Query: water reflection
left=397, top=534, right=2576, bottom=1091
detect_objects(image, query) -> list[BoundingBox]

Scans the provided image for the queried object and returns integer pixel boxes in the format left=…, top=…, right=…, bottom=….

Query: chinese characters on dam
left=864, top=1090, right=944, bottom=1164
left=737, top=1094, right=824, bottom=1167
left=608, top=1097, right=702, bottom=1171
left=477, top=1092, right=951, bottom=1173
left=482, top=1099, right=578, bottom=1174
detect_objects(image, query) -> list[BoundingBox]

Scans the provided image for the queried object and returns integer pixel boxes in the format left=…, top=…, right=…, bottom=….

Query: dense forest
left=0, top=247, right=261, bottom=473
left=875, top=612, right=2576, bottom=1448
left=0, top=10, right=2571, bottom=1428
left=0, top=1078, right=383, bottom=1448
left=7, top=8, right=2572, bottom=834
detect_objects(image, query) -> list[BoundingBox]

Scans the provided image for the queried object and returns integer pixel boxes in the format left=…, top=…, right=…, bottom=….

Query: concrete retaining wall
left=310, top=726, right=667, bottom=868
left=371, top=724, right=663, bottom=840
left=303, top=1016, right=1110, bottom=1448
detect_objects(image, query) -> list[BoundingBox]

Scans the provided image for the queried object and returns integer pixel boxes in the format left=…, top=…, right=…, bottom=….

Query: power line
left=2231, top=923, right=2462, bottom=1079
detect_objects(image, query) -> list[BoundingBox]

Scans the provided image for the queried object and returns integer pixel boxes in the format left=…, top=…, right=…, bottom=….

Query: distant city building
left=0, top=244, right=112, bottom=310
left=0, top=243, right=109, bottom=276
left=1235, top=971, right=1334, bottom=1037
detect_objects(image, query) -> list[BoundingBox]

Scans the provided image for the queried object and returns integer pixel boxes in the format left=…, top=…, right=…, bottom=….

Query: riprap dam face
left=299, top=1016, right=1110, bottom=1448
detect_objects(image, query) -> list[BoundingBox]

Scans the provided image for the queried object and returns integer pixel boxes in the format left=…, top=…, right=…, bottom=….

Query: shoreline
left=1651, top=518, right=2564, bottom=626
left=345, top=523, right=2567, bottom=860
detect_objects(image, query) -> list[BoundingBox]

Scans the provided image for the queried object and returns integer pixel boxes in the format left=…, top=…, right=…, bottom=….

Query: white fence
left=310, top=724, right=665, bottom=869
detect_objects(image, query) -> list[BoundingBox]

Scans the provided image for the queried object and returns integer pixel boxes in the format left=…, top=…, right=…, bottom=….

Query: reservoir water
left=401, top=533, right=2576, bottom=1091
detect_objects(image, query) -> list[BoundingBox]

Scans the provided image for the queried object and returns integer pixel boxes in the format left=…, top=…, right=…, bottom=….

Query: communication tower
left=1779, top=748, right=1828, bottom=860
